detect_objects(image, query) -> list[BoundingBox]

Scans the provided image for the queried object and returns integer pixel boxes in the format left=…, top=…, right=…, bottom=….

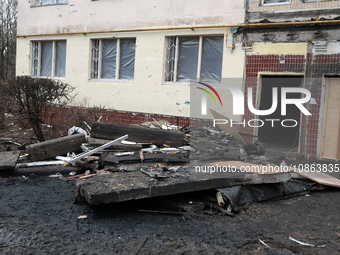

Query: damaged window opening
left=90, top=38, right=136, bottom=80
left=33, top=0, right=68, bottom=6
left=164, top=36, right=224, bottom=83
left=262, top=0, right=291, bottom=5
left=31, top=40, right=67, bottom=78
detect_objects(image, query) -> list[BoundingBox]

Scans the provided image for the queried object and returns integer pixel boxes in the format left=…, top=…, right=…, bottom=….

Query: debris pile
left=1, top=120, right=340, bottom=216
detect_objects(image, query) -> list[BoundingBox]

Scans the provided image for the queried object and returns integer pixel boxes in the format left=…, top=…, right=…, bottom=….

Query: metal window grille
left=31, top=40, right=66, bottom=78
left=32, top=42, right=39, bottom=77
left=165, top=37, right=177, bottom=82
left=164, top=36, right=223, bottom=83
left=91, top=39, right=100, bottom=79
left=90, top=38, right=136, bottom=80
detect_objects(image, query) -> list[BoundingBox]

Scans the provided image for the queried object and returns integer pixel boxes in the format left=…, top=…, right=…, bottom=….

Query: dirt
left=0, top=175, right=339, bottom=255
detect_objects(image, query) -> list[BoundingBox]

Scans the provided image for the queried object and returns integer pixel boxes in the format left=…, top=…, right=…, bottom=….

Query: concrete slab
left=0, top=150, right=20, bottom=171
left=77, top=166, right=291, bottom=205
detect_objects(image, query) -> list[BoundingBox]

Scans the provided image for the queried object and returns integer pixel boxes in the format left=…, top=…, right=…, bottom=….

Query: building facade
left=16, top=0, right=245, bottom=120
left=17, top=0, right=340, bottom=160
left=240, top=0, right=340, bottom=160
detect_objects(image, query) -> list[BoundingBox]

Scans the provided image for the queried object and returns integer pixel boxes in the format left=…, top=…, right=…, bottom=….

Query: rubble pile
left=0, top=120, right=339, bottom=216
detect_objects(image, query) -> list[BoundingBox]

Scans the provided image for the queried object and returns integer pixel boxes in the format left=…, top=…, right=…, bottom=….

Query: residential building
left=239, top=0, right=340, bottom=160
left=16, top=0, right=245, bottom=125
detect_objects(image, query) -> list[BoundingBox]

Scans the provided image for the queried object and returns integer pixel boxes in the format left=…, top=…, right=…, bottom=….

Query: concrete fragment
left=0, top=150, right=20, bottom=170
left=76, top=166, right=291, bottom=205
left=27, top=134, right=86, bottom=161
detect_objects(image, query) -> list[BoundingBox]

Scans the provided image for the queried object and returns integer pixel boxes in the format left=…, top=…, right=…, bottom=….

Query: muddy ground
left=1, top=126, right=340, bottom=254
left=0, top=175, right=339, bottom=255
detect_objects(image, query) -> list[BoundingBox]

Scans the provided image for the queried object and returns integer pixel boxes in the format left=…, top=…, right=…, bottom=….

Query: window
left=31, top=40, right=67, bottom=78
left=90, top=38, right=136, bottom=80
left=164, top=36, right=224, bottom=83
left=262, top=0, right=290, bottom=5
left=33, top=0, right=68, bottom=6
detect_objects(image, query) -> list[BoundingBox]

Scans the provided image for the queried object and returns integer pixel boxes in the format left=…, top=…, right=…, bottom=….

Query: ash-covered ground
left=0, top=176, right=339, bottom=255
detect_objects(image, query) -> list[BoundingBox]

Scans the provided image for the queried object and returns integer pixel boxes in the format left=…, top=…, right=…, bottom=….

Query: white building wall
left=18, top=0, right=245, bottom=35
left=17, top=1, right=245, bottom=117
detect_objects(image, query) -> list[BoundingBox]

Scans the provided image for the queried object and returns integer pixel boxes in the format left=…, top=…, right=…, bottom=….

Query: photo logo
left=196, top=82, right=311, bottom=116
left=196, top=82, right=223, bottom=115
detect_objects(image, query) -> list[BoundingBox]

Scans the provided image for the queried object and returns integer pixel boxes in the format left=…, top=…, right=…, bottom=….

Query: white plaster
left=16, top=28, right=245, bottom=117
left=18, top=0, right=245, bottom=35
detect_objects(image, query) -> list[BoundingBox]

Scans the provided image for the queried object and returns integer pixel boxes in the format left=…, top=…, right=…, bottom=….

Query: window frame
left=261, top=0, right=291, bottom=6
left=32, top=0, right=68, bottom=7
left=163, top=35, right=224, bottom=84
left=31, top=40, right=67, bottom=78
left=90, top=38, right=136, bottom=81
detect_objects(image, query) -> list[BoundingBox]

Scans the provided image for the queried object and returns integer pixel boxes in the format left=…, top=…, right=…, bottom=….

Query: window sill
left=31, top=3, right=68, bottom=8
left=32, top=76, right=65, bottom=80
left=162, top=81, right=221, bottom=85
left=88, top=79, right=134, bottom=83
left=162, top=81, right=191, bottom=86
left=261, top=2, right=291, bottom=6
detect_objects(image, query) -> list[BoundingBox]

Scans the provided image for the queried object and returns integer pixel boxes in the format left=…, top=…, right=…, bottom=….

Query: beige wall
left=18, top=0, right=245, bottom=36
left=16, top=28, right=245, bottom=117
left=17, top=0, right=245, bottom=118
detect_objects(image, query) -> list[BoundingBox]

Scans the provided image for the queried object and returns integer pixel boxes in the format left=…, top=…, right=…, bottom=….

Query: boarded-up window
left=90, top=38, right=136, bottom=80
left=165, top=35, right=224, bottom=83
left=31, top=40, right=67, bottom=78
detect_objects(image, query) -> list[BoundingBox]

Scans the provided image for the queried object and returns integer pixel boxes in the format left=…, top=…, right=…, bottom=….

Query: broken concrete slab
left=87, top=137, right=143, bottom=151
left=100, top=151, right=189, bottom=166
left=91, top=122, right=184, bottom=147
left=212, top=161, right=288, bottom=174
left=0, top=150, right=20, bottom=170
left=11, top=165, right=81, bottom=176
left=76, top=166, right=291, bottom=205
left=27, top=134, right=86, bottom=161
left=68, top=135, right=128, bottom=165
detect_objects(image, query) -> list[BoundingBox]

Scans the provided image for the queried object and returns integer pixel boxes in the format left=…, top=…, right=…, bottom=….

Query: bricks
left=242, top=53, right=340, bottom=159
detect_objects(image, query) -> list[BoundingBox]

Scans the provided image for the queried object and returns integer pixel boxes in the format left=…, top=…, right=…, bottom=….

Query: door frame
left=255, top=72, right=304, bottom=151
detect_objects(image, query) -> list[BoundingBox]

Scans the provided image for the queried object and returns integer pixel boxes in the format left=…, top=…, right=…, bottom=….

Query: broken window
left=31, top=40, right=67, bottom=78
left=34, top=0, right=68, bottom=6
left=90, top=38, right=136, bottom=80
left=262, top=0, right=290, bottom=5
left=164, top=36, right=224, bottom=83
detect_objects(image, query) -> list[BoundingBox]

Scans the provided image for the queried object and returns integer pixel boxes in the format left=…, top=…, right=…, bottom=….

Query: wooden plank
left=322, top=78, right=340, bottom=159
left=76, top=167, right=291, bottom=205
left=91, top=122, right=184, bottom=147
left=291, top=169, right=340, bottom=188
left=337, top=118, right=340, bottom=159
left=0, top=151, right=20, bottom=171
left=27, top=134, right=87, bottom=161
left=209, top=109, right=247, bottom=146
